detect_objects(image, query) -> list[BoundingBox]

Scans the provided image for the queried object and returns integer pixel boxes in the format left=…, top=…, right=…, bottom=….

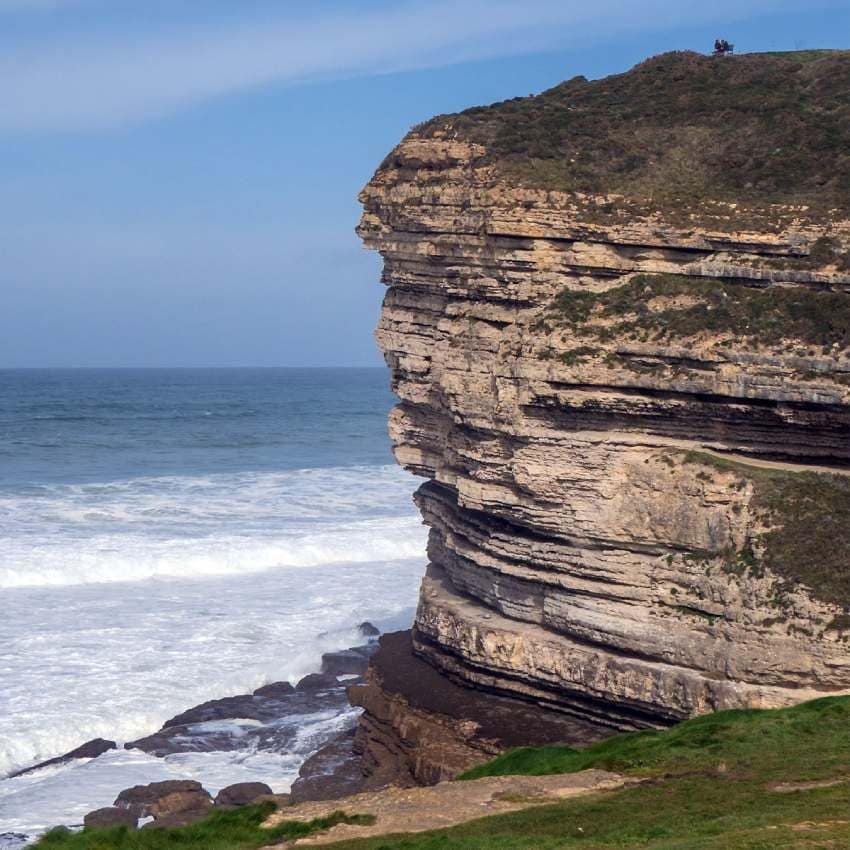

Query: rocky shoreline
left=6, top=618, right=621, bottom=844
left=1, top=623, right=382, bottom=844
left=283, top=627, right=615, bottom=807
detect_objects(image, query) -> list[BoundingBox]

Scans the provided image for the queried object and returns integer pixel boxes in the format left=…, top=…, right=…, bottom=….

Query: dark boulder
left=83, top=807, right=138, bottom=830
left=252, top=681, right=295, bottom=698
left=148, top=790, right=212, bottom=820
left=295, top=673, right=339, bottom=692
left=8, top=738, right=116, bottom=778
left=214, top=782, right=273, bottom=809
left=358, top=621, right=380, bottom=638
left=114, top=780, right=210, bottom=818
left=321, top=648, right=372, bottom=677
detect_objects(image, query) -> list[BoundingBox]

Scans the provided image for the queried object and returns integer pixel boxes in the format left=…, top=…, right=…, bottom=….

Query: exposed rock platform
left=267, top=769, right=633, bottom=846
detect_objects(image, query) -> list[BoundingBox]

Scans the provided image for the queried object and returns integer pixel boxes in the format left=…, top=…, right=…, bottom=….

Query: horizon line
left=0, top=364, right=387, bottom=371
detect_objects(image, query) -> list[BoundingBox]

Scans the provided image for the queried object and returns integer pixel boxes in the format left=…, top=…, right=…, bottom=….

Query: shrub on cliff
left=551, top=273, right=850, bottom=351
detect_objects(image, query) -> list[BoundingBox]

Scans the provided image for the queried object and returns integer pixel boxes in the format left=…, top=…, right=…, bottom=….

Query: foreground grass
left=36, top=699, right=850, bottom=849
left=323, top=696, right=850, bottom=849
left=34, top=803, right=374, bottom=850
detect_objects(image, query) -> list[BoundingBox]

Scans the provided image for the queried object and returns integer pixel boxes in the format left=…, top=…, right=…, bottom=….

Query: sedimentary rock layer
left=347, top=631, right=605, bottom=787
left=356, top=52, right=850, bottom=753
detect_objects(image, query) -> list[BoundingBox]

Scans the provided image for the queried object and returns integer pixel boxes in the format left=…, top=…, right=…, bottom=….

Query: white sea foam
left=0, top=745, right=307, bottom=838
left=0, top=559, right=423, bottom=775
left=0, top=466, right=423, bottom=588
left=0, top=516, right=424, bottom=587
left=0, top=463, right=426, bottom=837
left=0, top=561, right=423, bottom=835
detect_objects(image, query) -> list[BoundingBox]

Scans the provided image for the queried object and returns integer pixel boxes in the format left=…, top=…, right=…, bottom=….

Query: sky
left=1, top=0, right=848, bottom=368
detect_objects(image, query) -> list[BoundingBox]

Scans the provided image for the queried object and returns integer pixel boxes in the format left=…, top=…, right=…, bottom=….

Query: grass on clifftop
left=416, top=50, right=850, bottom=218
left=33, top=805, right=374, bottom=850
left=320, top=696, right=850, bottom=849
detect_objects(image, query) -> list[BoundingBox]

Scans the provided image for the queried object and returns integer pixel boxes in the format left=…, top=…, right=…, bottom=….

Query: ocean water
left=0, top=369, right=425, bottom=841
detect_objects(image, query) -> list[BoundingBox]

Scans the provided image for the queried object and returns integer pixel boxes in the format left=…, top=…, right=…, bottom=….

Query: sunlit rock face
left=358, top=52, right=850, bottom=734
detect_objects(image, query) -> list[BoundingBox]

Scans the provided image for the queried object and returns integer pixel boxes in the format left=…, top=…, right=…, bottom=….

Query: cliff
left=355, top=50, right=850, bottom=775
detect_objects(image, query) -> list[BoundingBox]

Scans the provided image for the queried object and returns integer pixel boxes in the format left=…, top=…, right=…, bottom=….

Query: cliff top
left=413, top=50, right=850, bottom=213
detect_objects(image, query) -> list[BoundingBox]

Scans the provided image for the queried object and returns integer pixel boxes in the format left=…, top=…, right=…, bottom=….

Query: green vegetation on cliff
left=756, top=470, right=850, bottom=609
left=418, top=50, right=850, bottom=215
left=682, top=451, right=850, bottom=609
left=551, top=273, right=850, bottom=350
left=323, top=696, right=850, bottom=849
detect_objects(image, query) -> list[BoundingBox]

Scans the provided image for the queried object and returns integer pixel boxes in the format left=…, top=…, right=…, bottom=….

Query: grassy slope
left=417, top=50, right=850, bottom=217
left=322, top=696, right=850, bottom=849
left=32, top=805, right=373, bottom=850
left=34, top=698, right=850, bottom=849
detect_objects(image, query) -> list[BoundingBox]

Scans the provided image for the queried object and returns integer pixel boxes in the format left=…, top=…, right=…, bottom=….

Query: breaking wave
left=0, top=465, right=425, bottom=588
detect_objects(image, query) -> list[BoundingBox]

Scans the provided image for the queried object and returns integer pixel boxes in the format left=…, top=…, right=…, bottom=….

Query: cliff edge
left=356, top=50, right=850, bottom=774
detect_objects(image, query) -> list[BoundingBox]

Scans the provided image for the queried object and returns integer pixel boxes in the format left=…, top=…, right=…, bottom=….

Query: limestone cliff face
left=358, top=53, right=850, bottom=736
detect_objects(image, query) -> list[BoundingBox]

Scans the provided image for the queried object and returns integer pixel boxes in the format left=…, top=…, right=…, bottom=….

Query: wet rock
left=252, top=681, right=294, bottom=698
left=124, top=682, right=351, bottom=758
left=358, top=622, right=381, bottom=638
left=295, top=673, right=339, bottom=692
left=289, top=729, right=366, bottom=803
left=8, top=738, right=116, bottom=778
left=83, top=807, right=138, bottom=830
left=320, top=645, right=376, bottom=677
left=105, top=630, right=376, bottom=814
left=114, top=780, right=209, bottom=818
left=0, top=833, right=32, bottom=849
left=214, top=782, right=273, bottom=809
left=160, top=696, right=261, bottom=728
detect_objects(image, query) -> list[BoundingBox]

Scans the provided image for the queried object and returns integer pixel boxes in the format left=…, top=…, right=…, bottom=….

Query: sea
left=0, top=368, right=426, bottom=843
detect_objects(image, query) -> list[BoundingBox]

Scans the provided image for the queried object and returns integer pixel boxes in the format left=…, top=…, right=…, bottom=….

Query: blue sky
left=1, top=0, right=848, bottom=368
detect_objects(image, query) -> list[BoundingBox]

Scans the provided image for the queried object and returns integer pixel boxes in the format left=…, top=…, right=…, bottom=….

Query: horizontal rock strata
left=347, top=630, right=605, bottom=788
left=356, top=52, right=850, bottom=748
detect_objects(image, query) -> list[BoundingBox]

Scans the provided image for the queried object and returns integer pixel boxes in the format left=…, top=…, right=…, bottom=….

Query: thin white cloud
left=0, top=0, right=814, bottom=132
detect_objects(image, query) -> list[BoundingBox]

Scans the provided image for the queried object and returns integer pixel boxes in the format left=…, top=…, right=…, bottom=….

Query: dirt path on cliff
left=697, top=446, right=850, bottom=476
left=264, top=770, right=633, bottom=846
left=577, top=429, right=850, bottom=477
